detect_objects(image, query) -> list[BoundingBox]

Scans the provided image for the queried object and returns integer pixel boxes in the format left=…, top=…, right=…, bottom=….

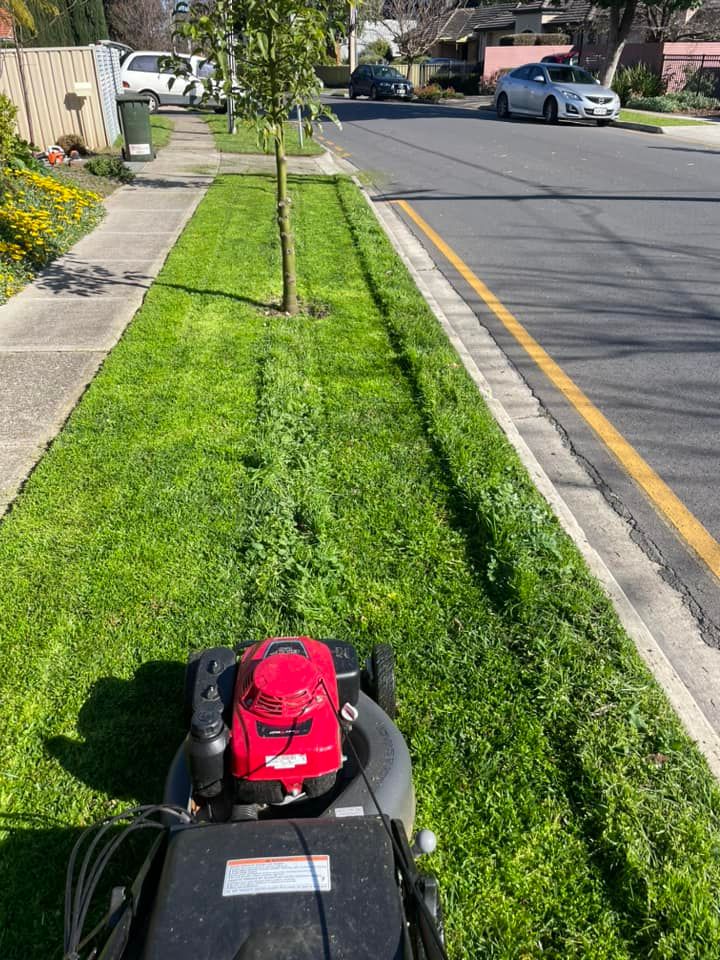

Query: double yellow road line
left=394, top=198, right=720, bottom=582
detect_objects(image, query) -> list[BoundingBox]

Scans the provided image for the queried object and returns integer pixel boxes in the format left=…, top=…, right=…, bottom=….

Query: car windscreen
left=547, top=67, right=596, bottom=84
left=372, top=66, right=404, bottom=79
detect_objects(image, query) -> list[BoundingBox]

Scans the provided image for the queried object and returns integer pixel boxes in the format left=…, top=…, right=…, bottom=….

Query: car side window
left=513, top=66, right=531, bottom=80
left=128, top=55, right=160, bottom=72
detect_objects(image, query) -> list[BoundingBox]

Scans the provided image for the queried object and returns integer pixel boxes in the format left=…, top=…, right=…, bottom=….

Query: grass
left=149, top=114, right=174, bottom=149
left=618, top=109, right=705, bottom=127
left=2, top=174, right=720, bottom=958
left=205, top=114, right=324, bottom=155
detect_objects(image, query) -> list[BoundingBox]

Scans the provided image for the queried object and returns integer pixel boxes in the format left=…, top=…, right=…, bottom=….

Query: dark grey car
left=349, top=64, right=414, bottom=101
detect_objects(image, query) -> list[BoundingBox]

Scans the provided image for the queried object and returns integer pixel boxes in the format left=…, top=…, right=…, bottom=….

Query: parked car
left=494, top=63, right=620, bottom=126
left=349, top=64, right=414, bottom=101
left=541, top=51, right=579, bottom=65
left=120, top=51, right=205, bottom=112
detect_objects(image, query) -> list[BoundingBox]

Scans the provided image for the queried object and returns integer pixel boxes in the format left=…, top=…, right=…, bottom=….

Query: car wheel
left=140, top=90, right=161, bottom=113
left=496, top=92, right=510, bottom=119
left=596, top=119, right=612, bottom=126
left=370, top=85, right=379, bottom=101
left=542, top=97, right=559, bottom=124
left=349, top=84, right=357, bottom=100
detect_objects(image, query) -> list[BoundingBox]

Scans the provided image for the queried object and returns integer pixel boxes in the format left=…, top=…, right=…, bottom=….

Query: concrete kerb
left=319, top=150, right=720, bottom=779
left=0, top=111, right=220, bottom=515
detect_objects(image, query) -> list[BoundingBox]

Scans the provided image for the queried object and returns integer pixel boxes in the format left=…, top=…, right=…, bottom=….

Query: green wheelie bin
left=116, top=94, right=154, bottom=162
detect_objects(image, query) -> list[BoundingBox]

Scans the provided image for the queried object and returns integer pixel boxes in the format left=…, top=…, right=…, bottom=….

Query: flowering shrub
left=0, top=167, right=103, bottom=302
left=415, top=84, right=443, bottom=103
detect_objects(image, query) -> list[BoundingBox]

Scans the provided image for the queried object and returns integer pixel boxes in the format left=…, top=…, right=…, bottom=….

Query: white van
left=120, top=51, right=204, bottom=112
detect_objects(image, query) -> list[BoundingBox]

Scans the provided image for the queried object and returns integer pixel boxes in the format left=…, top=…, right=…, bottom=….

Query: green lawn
left=205, top=114, right=324, bottom=155
left=619, top=109, right=705, bottom=127
left=149, top=114, right=175, bottom=148
left=2, top=174, right=720, bottom=959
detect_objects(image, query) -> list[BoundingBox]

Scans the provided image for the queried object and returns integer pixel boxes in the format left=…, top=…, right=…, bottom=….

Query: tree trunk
left=274, top=129, right=298, bottom=315
left=601, top=1, right=639, bottom=88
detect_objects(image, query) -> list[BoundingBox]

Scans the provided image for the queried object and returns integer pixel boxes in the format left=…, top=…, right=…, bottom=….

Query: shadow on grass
left=156, top=280, right=277, bottom=311
left=0, top=819, right=84, bottom=958
left=0, top=662, right=185, bottom=958
left=46, top=660, right=186, bottom=802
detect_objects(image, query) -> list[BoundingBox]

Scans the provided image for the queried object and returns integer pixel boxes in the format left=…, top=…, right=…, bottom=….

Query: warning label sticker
left=265, top=753, right=307, bottom=770
left=223, top=855, right=331, bottom=897
left=128, top=143, right=150, bottom=156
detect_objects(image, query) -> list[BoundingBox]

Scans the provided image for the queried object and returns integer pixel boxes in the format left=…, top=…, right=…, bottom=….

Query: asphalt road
left=324, top=98, right=720, bottom=642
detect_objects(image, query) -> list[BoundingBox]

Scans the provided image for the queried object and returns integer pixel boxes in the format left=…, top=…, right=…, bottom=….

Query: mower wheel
left=367, top=643, right=396, bottom=719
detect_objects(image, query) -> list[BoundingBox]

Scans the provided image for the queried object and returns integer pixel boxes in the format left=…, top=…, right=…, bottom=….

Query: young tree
left=180, top=0, right=339, bottom=315
left=382, top=0, right=447, bottom=75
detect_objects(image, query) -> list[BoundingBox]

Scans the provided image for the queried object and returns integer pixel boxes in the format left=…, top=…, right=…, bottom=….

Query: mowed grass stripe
left=0, top=175, right=718, bottom=959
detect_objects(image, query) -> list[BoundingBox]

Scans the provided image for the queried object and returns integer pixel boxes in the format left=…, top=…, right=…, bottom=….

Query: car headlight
left=559, top=89, right=582, bottom=101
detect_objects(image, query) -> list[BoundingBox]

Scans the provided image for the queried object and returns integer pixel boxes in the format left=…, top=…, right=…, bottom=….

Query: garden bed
left=1, top=174, right=720, bottom=959
left=0, top=167, right=104, bottom=303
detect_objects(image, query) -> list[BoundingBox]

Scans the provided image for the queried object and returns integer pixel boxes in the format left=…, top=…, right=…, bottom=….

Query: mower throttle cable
left=319, top=678, right=449, bottom=960
left=63, top=804, right=194, bottom=960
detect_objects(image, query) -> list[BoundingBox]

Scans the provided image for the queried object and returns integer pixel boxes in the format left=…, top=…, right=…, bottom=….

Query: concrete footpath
left=0, top=111, right=220, bottom=513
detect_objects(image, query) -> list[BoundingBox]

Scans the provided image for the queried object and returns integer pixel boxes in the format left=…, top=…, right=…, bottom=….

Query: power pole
left=349, top=3, right=357, bottom=73
left=227, top=27, right=237, bottom=135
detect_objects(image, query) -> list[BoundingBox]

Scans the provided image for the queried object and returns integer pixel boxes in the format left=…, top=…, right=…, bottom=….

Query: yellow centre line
left=393, top=198, right=720, bottom=581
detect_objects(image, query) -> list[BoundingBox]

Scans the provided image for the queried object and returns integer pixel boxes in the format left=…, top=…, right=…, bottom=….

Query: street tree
left=105, top=0, right=173, bottom=50
left=644, top=0, right=716, bottom=42
left=594, top=0, right=699, bottom=85
left=382, top=0, right=448, bottom=75
left=180, top=0, right=339, bottom=315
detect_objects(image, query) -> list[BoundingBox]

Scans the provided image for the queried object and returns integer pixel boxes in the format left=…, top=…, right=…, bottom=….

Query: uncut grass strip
left=335, top=176, right=720, bottom=956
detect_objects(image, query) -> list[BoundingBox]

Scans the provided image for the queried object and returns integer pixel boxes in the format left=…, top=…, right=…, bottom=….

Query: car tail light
left=122, top=80, right=129, bottom=88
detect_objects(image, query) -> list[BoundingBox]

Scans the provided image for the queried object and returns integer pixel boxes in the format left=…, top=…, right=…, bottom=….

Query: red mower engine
left=230, top=637, right=343, bottom=804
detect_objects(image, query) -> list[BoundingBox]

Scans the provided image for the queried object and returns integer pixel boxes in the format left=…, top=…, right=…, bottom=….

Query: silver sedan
left=495, top=63, right=621, bottom=126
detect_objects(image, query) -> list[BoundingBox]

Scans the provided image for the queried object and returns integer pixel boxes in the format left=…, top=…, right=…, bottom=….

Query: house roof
left=542, top=0, right=593, bottom=25
left=436, top=8, right=476, bottom=41
left=468, top=4, right=518, bottom=32
left=435, top=0, right=594, bottom=39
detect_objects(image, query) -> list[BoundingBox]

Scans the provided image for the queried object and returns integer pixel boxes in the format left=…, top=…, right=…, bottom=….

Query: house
left=0, top=8, right=15, bottom=42
left=430, top=0, right=593, bottom=65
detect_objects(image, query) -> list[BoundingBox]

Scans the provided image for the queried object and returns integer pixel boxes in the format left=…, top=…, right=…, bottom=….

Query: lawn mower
left=63, top=637, right=447, bottom=960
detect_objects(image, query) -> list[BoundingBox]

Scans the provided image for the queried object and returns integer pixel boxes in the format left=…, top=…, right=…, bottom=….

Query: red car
left=541, top=50, right=579, bottom=65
